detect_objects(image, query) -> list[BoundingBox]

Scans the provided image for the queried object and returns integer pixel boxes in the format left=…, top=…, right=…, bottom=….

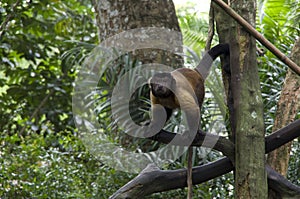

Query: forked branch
left=110, top=120, right=300, bottom=199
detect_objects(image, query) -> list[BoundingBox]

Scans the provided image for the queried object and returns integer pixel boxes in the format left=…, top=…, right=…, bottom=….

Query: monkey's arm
left=145, top=95, right=173, bottom=136
left=175, top=85, right=201, bottom=141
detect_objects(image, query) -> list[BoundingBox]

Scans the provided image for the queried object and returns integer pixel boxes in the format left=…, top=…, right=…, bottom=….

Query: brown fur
left=148, top=44, right=229, bottom=199
left=149, top=68, right=205, bottom=199
left=150, top=68, right=204, bottom=110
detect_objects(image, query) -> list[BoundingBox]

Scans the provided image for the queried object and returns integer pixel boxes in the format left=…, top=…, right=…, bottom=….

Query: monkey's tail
left=196, top=43, right=230, bottom=79
left=187, top=146, right=193, bottom=199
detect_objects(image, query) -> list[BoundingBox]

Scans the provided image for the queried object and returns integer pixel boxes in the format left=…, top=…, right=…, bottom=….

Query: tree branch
left=205, top=4, right=215, bottom=51
left=110, top=120, right=300, bottom=198
left=109, top=158, right=233, bottom=199
left=265, top=119, right=300, bottom=153
left=267, top=165, right=300, bottom=198
left=110, top=159, right=300, bottom=199
left=149, top=119, right=300, bottom=159
left=149, top=129, right=235, bottom=159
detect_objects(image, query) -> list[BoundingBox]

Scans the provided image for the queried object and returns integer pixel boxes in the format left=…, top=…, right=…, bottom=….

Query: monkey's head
left=149, top=72, right=175, bottom=98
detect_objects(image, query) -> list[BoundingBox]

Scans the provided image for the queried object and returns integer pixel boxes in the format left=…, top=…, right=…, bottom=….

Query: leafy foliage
left=1, top=0, right=299, bottom=198
left=0, top=0, right=97, bottom=134
left=0, top=131, right=134, bottom=198
left=288, top=140, right=300, bottom=185
left=0, top=0, right=135, bottom=198
left=258, top=0, right=300, bottom=131
left=258, top=0, right=300, bottom=185
left=177, top=2, right=210, bottom=54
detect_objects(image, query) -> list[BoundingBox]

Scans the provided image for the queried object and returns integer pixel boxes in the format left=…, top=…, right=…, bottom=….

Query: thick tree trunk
left=93, top=0, right=180, bottom=39
left=267, top=38, right=300, bottom=199
left=215, top=0, right=267, bottom=198
left=91, top=0, right=183, bottom=142
left=230, top=1, right=267, bottom=196
left=92, top=0, right=183, bottom=66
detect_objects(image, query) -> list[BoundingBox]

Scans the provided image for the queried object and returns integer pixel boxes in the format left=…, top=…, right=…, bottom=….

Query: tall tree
left=267, top=38, right=300, bottom=199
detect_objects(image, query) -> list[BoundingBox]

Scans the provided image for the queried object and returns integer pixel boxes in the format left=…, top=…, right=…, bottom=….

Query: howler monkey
left=148, top=43, right=230, bottom=199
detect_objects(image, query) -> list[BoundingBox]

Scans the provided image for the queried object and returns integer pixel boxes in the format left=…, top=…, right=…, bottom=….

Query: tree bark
left=215, top=0, right=267, bottom=198
left=92, top=0, right=183, bottom=66
left=214, top=0, right=234, bottom=138
left=93, top=0, right=180, bottom=39
left=267, top=38, right=300, bottom=199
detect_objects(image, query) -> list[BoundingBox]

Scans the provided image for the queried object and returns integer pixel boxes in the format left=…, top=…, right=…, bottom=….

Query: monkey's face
left=150, top=73, right=175, bottom=98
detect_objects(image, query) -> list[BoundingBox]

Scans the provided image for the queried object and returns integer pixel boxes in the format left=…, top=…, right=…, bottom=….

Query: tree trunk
left=267, top=38, right=300, bottom=199
left=91, top=0, right=183, bottom=140
left=92, top=0, right=183, bottom=66
left=215, top=0, right=267, bottom=198
left=93, top=0, right=180, bottom=39
left=91, top=0, right=183, bottom=130
left=213, top=1, right=234, bottom=138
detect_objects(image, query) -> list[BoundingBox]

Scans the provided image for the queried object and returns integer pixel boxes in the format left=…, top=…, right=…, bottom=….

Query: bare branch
left=267, top=165, right=300, bottom=198
left=109, top=158, right=233, bottom=199
left=265, top=119, right=300, bottom=153
left=148, top=119, right=300, bottom=159
left=205, top=4, right=215, bottom=51
left=149, top=129, right=234, bottom=159
left=110, top=160, right=300, bottom=199
left=110, top=120, right=300, bottom=198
